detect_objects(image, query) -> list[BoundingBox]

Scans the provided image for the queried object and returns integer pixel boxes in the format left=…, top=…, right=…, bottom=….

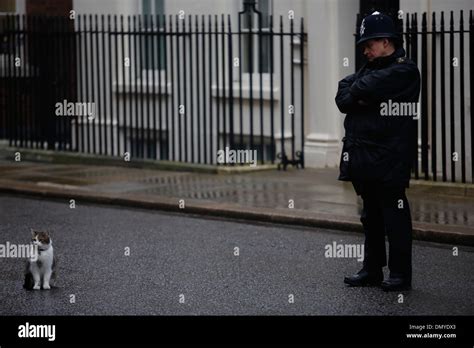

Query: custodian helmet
left=357, top=11, right=400, bottom=46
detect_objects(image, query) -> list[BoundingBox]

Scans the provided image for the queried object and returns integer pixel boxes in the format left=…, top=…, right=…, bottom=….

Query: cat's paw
left=43, top=284, right=51, bottom=290
left=33, top=284, right=41, bottom=290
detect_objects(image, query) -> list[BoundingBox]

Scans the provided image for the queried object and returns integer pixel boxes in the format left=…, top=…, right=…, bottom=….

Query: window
left=0, top=0, right=16, bottom=55
left=130, top=130, right=169, bottom=160
left=241, top=0, right=273, bottom=74
left=0, top=0, right=15, bottom=13
left=141, top=0, right=166, bottom=72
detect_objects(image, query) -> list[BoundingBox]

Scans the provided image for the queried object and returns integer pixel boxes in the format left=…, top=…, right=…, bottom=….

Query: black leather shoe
left=344, top=270, right=383, bottom=287
left=381, top=277, right=411, bottom=291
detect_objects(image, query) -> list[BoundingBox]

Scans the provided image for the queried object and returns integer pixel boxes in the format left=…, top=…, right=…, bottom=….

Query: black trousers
left=354, top=182, right=413, bottom=281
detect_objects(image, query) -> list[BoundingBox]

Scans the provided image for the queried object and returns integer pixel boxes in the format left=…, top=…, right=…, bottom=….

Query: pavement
left=1, top=195, right=473, bottom=315
left=0, top=156, right=473, bottom=246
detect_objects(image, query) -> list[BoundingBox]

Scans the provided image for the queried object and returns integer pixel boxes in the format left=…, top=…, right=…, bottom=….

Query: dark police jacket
left=335, top=47, right=421, bottom=195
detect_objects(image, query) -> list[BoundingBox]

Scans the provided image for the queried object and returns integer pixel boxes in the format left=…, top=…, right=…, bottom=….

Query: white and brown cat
left=24, top=229, right=57, bottom=290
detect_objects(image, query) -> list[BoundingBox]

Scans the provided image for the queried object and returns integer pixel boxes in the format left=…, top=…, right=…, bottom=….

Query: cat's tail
left=52, top=255, right=58, bottom=280
left=23, top=272, right=34, bottom=290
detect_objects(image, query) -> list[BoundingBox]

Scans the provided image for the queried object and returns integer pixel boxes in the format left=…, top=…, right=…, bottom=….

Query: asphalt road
left=0, top=194, right=473, bottom=315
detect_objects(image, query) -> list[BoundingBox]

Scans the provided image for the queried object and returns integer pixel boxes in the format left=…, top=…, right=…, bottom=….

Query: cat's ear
left=30, top=228, right=36, bottom=237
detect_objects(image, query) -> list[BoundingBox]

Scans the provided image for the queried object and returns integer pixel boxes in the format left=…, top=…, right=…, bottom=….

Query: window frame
left=240, top=0, right=273, bottom=76
left=139, top=0, right=166, bottom=81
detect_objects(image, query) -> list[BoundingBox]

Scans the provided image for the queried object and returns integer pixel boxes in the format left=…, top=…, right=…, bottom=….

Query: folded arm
left=349, top=64, right=420, bottom=105
left=335, top=73, right=360, bottom=114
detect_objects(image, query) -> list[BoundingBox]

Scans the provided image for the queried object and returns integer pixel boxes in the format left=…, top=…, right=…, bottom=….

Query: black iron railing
left=0, top=4, right=307, bottom=169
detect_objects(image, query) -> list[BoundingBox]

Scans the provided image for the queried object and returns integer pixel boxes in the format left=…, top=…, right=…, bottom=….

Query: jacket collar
left=367, top=47, right=406, bottom=69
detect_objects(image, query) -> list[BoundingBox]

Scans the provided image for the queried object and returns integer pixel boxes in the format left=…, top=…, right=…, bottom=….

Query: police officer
left=335, top=11, right=421, bottom=291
